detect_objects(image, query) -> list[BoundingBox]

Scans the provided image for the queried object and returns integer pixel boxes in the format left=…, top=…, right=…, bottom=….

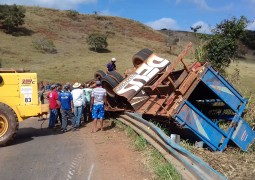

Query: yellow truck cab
left=0, top=68, right=49, bottom=146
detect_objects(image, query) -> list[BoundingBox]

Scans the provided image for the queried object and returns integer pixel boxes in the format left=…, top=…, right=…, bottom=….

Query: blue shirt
left=58, top=91, right=73, bottom=110
left=106, top=62, right=116, bottom=72
left=45, top=84, right=51, bottom=91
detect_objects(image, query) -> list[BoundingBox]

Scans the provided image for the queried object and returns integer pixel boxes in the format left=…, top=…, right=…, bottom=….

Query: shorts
left=92, top=104, right=105, bottom=119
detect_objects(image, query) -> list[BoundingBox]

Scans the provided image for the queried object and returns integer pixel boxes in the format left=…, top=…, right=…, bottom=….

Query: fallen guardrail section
left=98, top=42, right=255, bottom=152
left=118, top=112, right=227, bottom=180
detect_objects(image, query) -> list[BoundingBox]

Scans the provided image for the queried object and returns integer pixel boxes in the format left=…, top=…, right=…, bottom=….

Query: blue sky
left=1, top=0, right=255, bottom=33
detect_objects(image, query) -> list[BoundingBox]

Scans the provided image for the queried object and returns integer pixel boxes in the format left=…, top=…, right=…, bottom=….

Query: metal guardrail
left=118, top=112, right=227, bottom=180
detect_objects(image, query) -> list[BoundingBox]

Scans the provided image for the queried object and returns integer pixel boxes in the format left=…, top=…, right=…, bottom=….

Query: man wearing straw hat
left=71, top=82, right=85, bottom=130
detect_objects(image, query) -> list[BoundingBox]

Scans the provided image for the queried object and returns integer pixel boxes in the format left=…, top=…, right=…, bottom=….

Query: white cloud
left=145, top=18, right=180, bottom=30
left=247, top=21, right=255, bottom=30
left=176, top=0, right=212, bottom=10
left=188, top=0, right=211, bottom=10
left=247, top=0, right=255, bottom=3
left=191, top=21, right=211, bottom=34
left=0, top=0, right=97, bottom=10
left=176, top=0, right=232, bottom=11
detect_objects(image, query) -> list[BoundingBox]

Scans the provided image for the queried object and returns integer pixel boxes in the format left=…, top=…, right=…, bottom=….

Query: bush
left=86, top=33, right=108, bottom=52
left=0, top=4, right=25, bottom=32
left=66, top=10, right=79, bottom=20
left=32, top=38, right=57, bottom=54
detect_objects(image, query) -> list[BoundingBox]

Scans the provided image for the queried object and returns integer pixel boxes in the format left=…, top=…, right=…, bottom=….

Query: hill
left=0, top=6, right=254, bottom=92
left=0, top=6, right=169, bottom=83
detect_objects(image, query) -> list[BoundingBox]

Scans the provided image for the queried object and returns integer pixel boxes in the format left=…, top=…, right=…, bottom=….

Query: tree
left=199, top=16, right=248, bottom=73
left=0, top=4, right=25, bottom=32
left=86, top=33, right=108, bottom=52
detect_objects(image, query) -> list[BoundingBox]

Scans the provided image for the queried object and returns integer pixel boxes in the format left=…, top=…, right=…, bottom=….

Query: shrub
left=0, top=4, right=25, bottom=32
left=86, top=33, right=108, bottom=52
left=66, top=10, right=79, bottom=20
left=32, top=38, right=57, bottom=54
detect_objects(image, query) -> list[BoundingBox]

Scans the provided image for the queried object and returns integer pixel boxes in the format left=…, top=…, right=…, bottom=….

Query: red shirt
left=47, top=91, right=59, bottom=109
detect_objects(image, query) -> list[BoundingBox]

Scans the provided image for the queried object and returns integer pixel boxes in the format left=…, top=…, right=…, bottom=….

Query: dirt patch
left=84, top=120, right=152, bottom=180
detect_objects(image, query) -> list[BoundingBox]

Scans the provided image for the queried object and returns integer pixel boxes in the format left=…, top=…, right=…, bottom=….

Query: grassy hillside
left=0, top=6, right=169, bottom=83
left=0, top=6, right=254, bottom=93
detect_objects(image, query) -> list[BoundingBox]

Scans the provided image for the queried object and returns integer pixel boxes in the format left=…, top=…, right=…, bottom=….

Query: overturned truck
left=98, top=43, right=255, bottom=151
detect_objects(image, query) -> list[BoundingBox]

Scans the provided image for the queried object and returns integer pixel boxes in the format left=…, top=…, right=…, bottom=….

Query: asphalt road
left=0, top=117, right=101, bottom=180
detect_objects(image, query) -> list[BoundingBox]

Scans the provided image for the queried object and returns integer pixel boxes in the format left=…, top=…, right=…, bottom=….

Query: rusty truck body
left=98, top=43, right=254, bottom=151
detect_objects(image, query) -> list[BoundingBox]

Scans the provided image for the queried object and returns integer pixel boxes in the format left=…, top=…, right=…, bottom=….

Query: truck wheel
left=0, top=103, right=18, bottom=146
left=0, top=75, right=3, bottom=84
left=94, top=70, right=106, bottom=80
left=108, top=71, right=124, bottom=83
left=132, top=48, right=153, bottom=68
left=102, top=75, right=118, bottom=98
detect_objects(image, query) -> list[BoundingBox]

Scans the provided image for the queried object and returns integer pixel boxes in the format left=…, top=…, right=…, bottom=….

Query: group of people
left=39, top=80, right=106, bottom=133
left=38, top=57, right=117, bottom=133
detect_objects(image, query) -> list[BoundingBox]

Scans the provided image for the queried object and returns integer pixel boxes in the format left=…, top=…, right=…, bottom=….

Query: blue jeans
left=73, top=106, right=82, bottom=128
left=49, top=109, right=58, bottom=128
left=61, top=109, right=74, bottom=130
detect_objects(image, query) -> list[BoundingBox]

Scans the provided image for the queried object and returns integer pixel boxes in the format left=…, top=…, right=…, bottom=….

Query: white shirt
left=71, top=88, right=85, bottom=107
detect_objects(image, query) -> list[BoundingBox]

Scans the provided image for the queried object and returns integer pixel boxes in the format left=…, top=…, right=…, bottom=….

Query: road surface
left=0, top=117, right=151, bottom=180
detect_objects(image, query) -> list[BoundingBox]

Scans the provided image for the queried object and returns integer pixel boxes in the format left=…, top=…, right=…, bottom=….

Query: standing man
left=71, top=82, right=85, bottom=130
left=55, top=83, right=62, bottom=126
left=58, top=85, right=74, bottom=133
left=38, top=81, right=45, bottom=104
left=47, top=85, right=59, bottom=129
left=38, top=81, right=46, bottom=120
left=45, top=82, right=51, bottom=91
left=106, top=57, right=116, bottom=73
left=90, top=80, right=107, bottom=133
left=83, top=83, right=93, bottom=123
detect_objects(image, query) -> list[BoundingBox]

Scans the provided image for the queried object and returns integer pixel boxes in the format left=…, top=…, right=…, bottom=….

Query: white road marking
left=87, top=163, right=94, bottom=180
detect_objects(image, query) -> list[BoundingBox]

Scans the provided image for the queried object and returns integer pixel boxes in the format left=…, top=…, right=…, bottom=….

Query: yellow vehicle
left=0, top=68, right=49, bottom=146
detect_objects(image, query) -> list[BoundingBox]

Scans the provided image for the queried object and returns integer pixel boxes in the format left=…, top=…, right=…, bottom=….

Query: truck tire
left=94, top=70, right=106, bottom=80
left=108, top=71, right=124, bottom=83
left=0, top=103, right=18, bottom=146
left=132, top=48, right=153, bottom=68
left=102, top=75, right=118, bottom=98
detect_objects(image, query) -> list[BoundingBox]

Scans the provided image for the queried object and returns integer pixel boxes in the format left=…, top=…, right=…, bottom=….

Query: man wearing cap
left=58, top=85, right=74, bottom=132
left=47, top=85, right=60, bottom=129
left=71, top=82, right=85, bottom=130
left=90, top=80, right=107, bottom=132
left=106, top=57, right=117, bottom=73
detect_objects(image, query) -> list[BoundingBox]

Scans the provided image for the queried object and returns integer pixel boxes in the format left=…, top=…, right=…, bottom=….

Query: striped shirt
left=91, top=87, right=106, bottom=105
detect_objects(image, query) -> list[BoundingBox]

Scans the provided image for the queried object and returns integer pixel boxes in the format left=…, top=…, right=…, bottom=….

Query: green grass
left=115, top=120, right=181, bottom=180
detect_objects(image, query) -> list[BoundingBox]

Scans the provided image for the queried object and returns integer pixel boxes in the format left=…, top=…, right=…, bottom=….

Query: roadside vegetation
left=115, top=120, right=181, bottom=180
